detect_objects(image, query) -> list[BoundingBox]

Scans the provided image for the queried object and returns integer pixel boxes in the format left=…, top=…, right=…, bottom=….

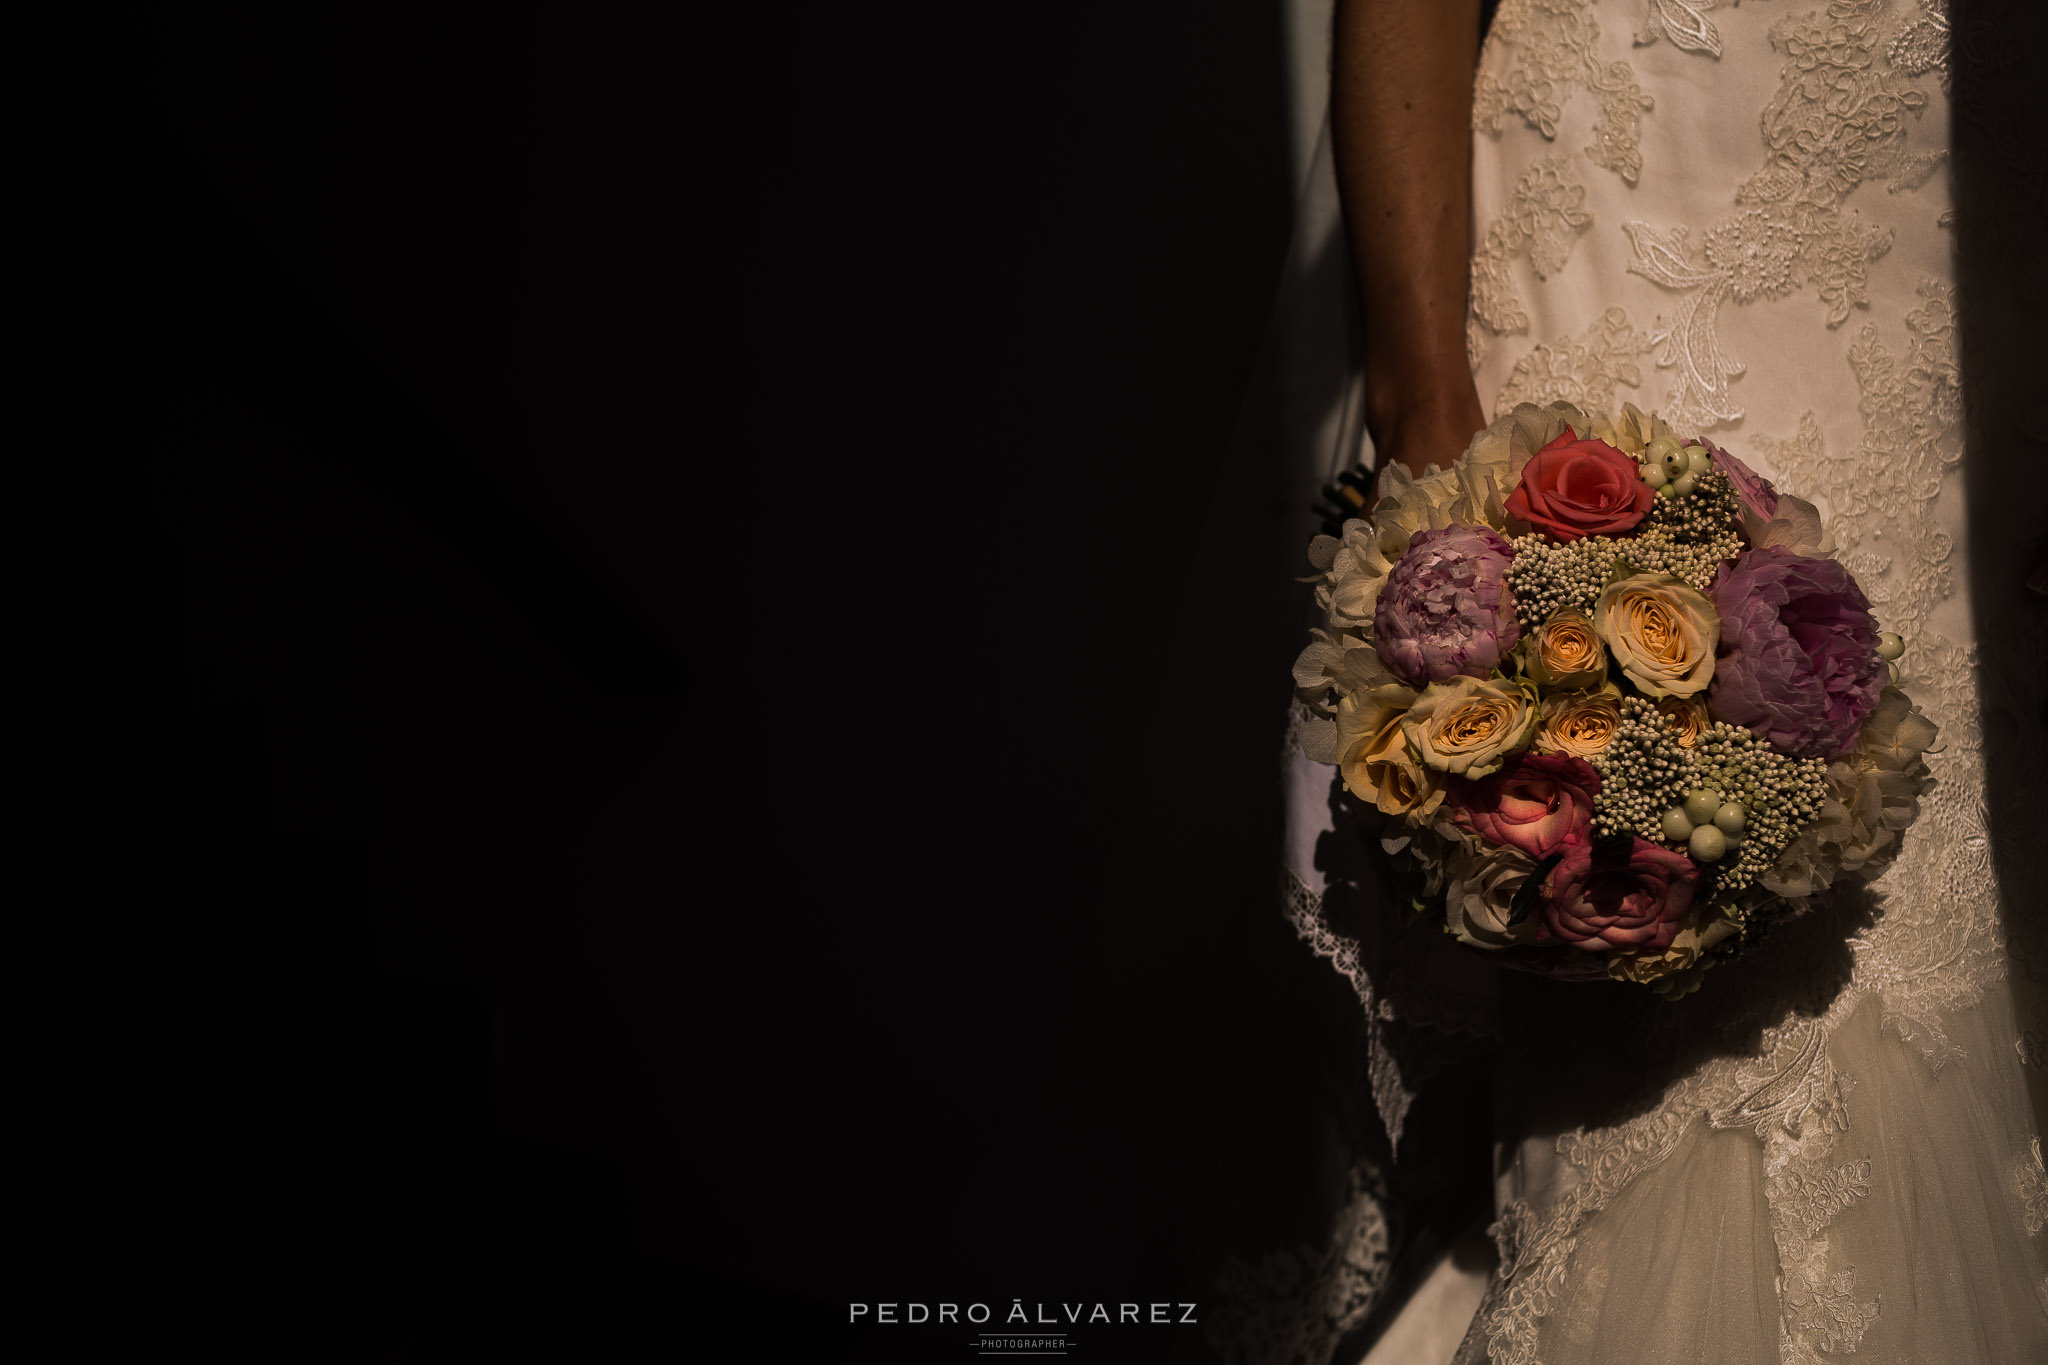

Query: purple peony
left=1703, top=437, right=1779, bottom=524
left=1374, top=524, right=1521, bottom=686
left=1709, top=546, right=1886, bottom=758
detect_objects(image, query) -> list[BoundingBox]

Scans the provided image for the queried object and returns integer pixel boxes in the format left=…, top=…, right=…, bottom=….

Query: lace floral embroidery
left=1624, top=0, right=1942, bottom=430
left=1491, top=306, right=1652, bottom=417
left=1281, top=864, right=1495, bottom=1148
left=1480, top=1089, right=1701, bottom=1365
left=1476, top=0, right=1655, bottom=184
left=1470, top=153, right=1594, bottom=369
left=1887, top=0, right=1951, bottom=89
left=2020, top=1139, right=2048, bottom=1236
left=1282, top=864, right=1418, bottom=1144
left=1207, top=1158, right=1392, bottom=1365
left=1779, top=1156, right=1874, bottom=1238
left=1783, top=1268, right=1881, bottom=1358
left=1633, top=0, right=1731, bottom=56
left=1752, top=282, right=1961, bottom=643
left=1482, top=273, right=2009, bottom=1364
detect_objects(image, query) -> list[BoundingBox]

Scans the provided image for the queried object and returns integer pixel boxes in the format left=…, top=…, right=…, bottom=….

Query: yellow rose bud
left=1401, top=675, right=1539, bottom=779
left=1534, top=683, right=1625, bottom=759
left=1593, top=569, right=1719, bottom=698
left=1525, top=606, right=1609, bottom=691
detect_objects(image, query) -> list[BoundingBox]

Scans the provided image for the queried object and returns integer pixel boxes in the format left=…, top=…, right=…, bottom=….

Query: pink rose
left=1539, top=838, right=1700, bottom=952
left=1702, top=437, right=1779, bottom=525
left=1505, top=428, right=1654, bottom=543
left=1451, top=753, right=1599, bottom=860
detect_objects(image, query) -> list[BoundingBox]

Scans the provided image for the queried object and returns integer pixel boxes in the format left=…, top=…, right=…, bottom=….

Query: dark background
left=116, top=4, right=1370, bottom=1360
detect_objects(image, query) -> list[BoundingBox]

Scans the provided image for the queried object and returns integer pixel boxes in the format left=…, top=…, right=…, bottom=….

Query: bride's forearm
left=1331, top=0, right=1485, bottom=479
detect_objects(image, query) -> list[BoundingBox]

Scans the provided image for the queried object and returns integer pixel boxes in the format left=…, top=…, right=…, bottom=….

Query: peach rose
left=1401, top=675, right=1540, bottom=780
left=1593, top=569, right=1718, bottom=698
left=1534, top=683, right=1625, bottom=760
left=1524, top=606, right=1608, bottom=691
left=1334, top=684, right=1446, bottom=825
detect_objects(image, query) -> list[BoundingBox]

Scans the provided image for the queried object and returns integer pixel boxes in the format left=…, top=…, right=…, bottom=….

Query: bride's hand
left=1371, top=393, right=1487, bottom=487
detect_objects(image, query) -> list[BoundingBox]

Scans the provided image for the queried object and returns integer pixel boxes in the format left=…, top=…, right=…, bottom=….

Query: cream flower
left=1311, top=493, right=1455, bottom=630
left=1762, top=686, right=1938, bottom=899
left=1593, top=569, right=1718, bottom=697
left=1401, top=674, right=1539, bottom=779
left=1739, top=492, right=1831, bottom=557
left=1335, top=683, right=1446, bottom=824
left=1534, top=683, right=1625, bottom=759
left=1443, top=840, right=1544, bottom=949
left=1524, top=606, right=1608, bottom=691
left=1288, top=628, right=1399, bottom=762
left=1590, top=402, right=1678, bottom=460
left=1292, top=628, right=1399, bottom=714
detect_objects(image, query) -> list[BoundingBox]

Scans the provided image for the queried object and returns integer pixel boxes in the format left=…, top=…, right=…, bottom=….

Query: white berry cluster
left=1505, top=533, right=1617, bottom=630
left=1668, top=724, right=1828, bottom=896
left=1588, top=698, right=1696, bottom=840
left=1505, top=524, right=1740, bottom=634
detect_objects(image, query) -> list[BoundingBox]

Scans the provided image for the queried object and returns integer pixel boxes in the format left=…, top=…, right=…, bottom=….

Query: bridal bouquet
left=1292, top=402, right=1935, bottom=995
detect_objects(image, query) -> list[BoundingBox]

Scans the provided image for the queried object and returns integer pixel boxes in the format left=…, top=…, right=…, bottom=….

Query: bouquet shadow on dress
left=1293, top=401, right=1937, bottom=999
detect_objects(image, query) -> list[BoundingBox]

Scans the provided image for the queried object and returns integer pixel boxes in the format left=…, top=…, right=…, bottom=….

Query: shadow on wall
left=1952, top=0, right=2048, bottom=1128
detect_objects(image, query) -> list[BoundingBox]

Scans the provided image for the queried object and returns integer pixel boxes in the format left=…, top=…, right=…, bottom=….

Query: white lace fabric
left=1249, top=3, right=2048, bottom=1361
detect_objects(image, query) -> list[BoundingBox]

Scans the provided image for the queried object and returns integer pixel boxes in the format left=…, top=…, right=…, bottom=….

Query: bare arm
left=1331, top=0, right=1485, bottom=480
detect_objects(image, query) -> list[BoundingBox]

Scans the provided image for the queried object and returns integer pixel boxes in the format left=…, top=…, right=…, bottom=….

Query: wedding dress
left=1214, top=3, right=2048, bottom=1362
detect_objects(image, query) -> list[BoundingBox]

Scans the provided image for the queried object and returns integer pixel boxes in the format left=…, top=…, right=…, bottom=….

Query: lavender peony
left=1373, top=524, right=1521, bottom=686
left=1710, top=546, right=1887, bottom=758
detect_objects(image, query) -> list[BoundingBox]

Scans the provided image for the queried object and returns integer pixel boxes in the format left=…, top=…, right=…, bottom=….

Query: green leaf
left=1508, top=851, right=1565, bottom=926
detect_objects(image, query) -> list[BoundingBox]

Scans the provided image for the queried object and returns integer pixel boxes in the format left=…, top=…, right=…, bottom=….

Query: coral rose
left=1539, top=837, right=1701, bottom=952
left=1451, top=752, right=1598, bottom=860
left=1505, top=428, right=1654, bottom=543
